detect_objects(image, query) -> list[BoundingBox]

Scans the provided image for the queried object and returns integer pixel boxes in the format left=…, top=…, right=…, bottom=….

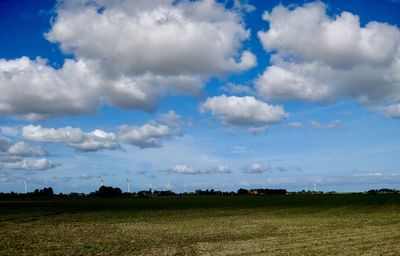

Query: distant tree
left=157, top=190, right=176, bottom=196
left=43, top=187, right=54, bottom=196
left=32, top=187, right=54, bottom=196
left=378, top=188, right=398, bottom=193
left=256, top=188, right=287, bottom=195
left=95, top=186, right=123, bottom=197
left=237, top=188, right=248, bottom=195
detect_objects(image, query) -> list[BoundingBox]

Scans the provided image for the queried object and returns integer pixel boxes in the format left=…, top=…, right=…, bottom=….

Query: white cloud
left=259, top=3, right=400, bottom=67
left=0, top=58, right=99, bottom=120
left=201, top=95, right=288, bottom=129
left=255, top=2, right=400, bottom=111
left=22, top=125, right=84, bottom=144
left=233, top=0, right=256, bottom=13
left=285, top=120, right=343, bottom=130
left=167, top=164, right=232, bottom=175
left=212, top=165, right=232, bottom=174
left=22, top=125, right=120, bottom=152
left=22, top=121, right=179, bottom=151
left=168, top=165, right=210, bottom=175
left=256, top=63, right=333, bottom=102
left=117, top=122, right=178, bottom=149
left=378, top=103, right=400, bottom=118
left=286, top=122, right=303, bottom=128
left=47, top=0, right=255, bottom=76
left=71, top=130, right=120, bottom=152
left=0, top=0, right=255, bottom=120
left=1, top=158, right=58, bottom=171
left=0, top=134, right=57, bottom=171
left=246, top=126, right=268, bottom=134
left=243, top=163, right=270, bottom=174
left=101, top=73, right=204, bottom=111
left=7, top=142, right=47, bottom=157
left=220, top=82, right=254, bottom=95
left=158, top=111, right=187, bottom=127
left=309, top=120, right=343, bottom=130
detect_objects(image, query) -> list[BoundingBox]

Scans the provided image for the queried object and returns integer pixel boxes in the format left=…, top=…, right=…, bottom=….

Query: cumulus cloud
left=22, top=121, right=179, bottom=151
left=7, top=142, right=47, bottom=157
left=1, top=158, right=57, bottom=171
left=72, top=130, right=120, bottom=152
left=377, top=103, right=400, bottom=118
left=232, top=0, right=256, bottom=13
left=100, top=73, right=203, bottom=111
left=168, top=165, right=210, bottom=175
left=158, top=111, right=188, bottom=127
left=0, top=0, right=256, bottom=120
left=255, top=2, right=400, bottom=111
left=220, top=82, right=254, bottom=95
left=0, top=58, right=100, bottom=120
left=0, top=133, right=57, bottom=171
left=47, top=0, right=256, bottom=75
left=22, top=125, right=84, bottom=144
left=167, top=165, right=232, bottom=174
left=117, top=122, right=178, bottom=148
left=243, top=163, right=270, bottom=174
left=22, top=125, right=120, bottom=152
left=201, top=95, right=288, bottom=130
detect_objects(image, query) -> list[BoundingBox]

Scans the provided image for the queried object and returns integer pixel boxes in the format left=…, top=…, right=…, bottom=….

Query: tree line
left=0, top=185, right=398, bottom=198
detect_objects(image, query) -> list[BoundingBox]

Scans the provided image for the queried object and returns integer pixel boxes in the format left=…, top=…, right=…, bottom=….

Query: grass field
left=0, top=194, right=399, bottom=255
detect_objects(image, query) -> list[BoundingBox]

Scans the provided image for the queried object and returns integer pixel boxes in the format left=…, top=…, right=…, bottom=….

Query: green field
left=1, top=194, right=399, bottom=255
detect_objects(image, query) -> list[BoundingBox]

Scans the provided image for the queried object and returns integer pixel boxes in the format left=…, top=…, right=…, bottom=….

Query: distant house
left=248, top=190, right=259, bottom=195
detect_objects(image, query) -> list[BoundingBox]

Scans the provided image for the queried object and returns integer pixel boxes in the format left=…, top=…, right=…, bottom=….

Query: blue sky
left=0, top=0, right=400, bottom=193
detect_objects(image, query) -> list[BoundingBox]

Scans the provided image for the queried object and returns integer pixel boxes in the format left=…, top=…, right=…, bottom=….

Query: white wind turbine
left=99, top=175, right=104, bottom=187
left=126, top=178, right=131, bottom=193
left=23, top=178, right=27, bottom=194
left=166, top=180, right=172, bottom=191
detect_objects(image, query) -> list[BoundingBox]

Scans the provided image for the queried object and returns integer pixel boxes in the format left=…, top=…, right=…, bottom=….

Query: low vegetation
left=0, top=193, right=399, bottom=255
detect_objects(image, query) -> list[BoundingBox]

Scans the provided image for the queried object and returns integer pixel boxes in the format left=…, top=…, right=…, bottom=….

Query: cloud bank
left=22, top=121, right=179, bottom=152
left=0, top=134, right=56, bottom=171
left=201, top=95, right=288, bottom=131
left=0, top=0, right=255, bottom=120
left=255, top=2, right=400, bottom=115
